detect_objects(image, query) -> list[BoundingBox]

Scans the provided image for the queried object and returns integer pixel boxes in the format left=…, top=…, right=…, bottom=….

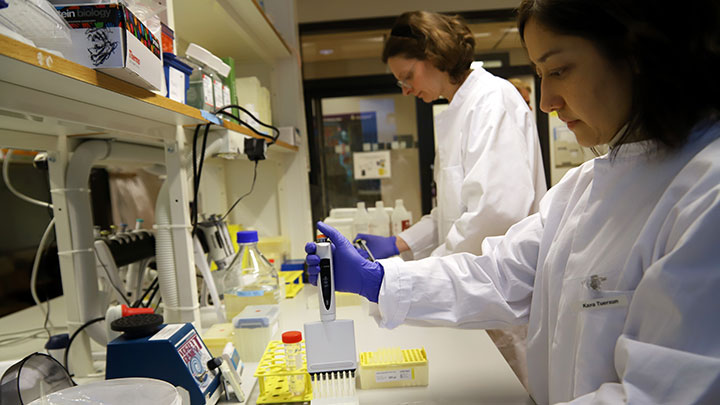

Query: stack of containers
left=184, top=43, right=231, bottom=112
left=162, top=52, right=192, bottom=104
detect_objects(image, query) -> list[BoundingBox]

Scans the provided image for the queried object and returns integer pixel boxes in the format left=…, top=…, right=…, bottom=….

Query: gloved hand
left=353, top=233, right=399, bottom=260
left=305, top=222, right=385, bottom=303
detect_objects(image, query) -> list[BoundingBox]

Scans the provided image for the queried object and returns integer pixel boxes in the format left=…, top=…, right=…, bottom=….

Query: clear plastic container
left=184, top=56, right=216, bottom=112
left=232, top=304, right=279, bottom=362
left=223, top=230, right=280, bottom=321
left=28, top=377, right=182, bottom=405
left=0, top=0, right=71, bottom=48
left=281, top=331, right=304, bottom=396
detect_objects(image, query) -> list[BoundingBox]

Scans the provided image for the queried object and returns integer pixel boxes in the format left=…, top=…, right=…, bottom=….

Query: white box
left=55, top=3, right=164, bottom=91
left=277, top=126, right=300, bottom=146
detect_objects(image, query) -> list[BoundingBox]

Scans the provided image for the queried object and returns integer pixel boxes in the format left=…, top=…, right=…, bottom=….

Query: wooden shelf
left=173, top=0, right=292, bottom=64
left=0, top=35, right=297, bottom=152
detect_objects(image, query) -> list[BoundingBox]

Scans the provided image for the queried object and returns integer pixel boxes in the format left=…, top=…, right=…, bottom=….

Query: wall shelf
left=0, top=35, right=297, bottom=152
left=173, top=0, right=292, bottom=64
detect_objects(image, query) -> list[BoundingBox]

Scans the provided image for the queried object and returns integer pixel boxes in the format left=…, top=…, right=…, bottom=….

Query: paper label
left=580, top=295, right=628, bottom=311
left=168, top=66, right=185, bottom=103
left=375, top=368, right=413, bottom=383
left=223, top=85, right=231, bottom=107
left=177, top=331, right=215, bottom=392
left=149, top=323, right=183, bottom=341
left=213, top=79, right=223, bottom=108
left=202, top=75, right=213, bottom=107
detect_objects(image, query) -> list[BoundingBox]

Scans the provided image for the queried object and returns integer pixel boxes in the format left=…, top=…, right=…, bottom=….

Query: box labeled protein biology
left=56, top=3, right=163, bottom=91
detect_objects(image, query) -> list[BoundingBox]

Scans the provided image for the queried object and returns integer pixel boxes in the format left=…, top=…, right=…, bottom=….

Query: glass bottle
left=223, top=230, right=280, bottom=321
left=282, top=330, right=305, bottom=396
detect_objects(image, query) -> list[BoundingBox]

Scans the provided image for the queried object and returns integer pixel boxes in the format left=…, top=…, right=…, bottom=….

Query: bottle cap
left=282, top=331, right=302, bottom=343
left=236, top=230, right=259, bottom=243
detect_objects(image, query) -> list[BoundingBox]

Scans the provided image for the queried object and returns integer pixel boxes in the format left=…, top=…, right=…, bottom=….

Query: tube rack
left=357, top=347, right=428, bottom=389
left=254, top=340, right=312, bottom=404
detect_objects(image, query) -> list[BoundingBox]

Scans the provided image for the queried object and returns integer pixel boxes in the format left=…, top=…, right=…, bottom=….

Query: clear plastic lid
left=232, top=304, right=279, bottom=328
left=28, top=377, right=182, bottom=405
left=0, top=0, right=71, bottom=46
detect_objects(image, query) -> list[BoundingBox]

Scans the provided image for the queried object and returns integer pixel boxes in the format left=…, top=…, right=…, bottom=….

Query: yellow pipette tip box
left=358, top=347, right=428, bottom=389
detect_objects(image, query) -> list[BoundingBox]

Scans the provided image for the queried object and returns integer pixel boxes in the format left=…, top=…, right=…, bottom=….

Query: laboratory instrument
left=303, top=237, right=358, bottom=398
left=218, top=343, right=245, bottom=403
left=106, top=320, right=222, bottom=405
left=353, top=238, right=376, bottom=262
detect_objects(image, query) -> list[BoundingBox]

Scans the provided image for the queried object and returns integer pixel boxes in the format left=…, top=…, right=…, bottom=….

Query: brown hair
left=382, top=11, right=475, bottom=84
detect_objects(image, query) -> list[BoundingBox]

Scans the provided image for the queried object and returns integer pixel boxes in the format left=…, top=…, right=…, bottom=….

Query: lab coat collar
left=444, top=68, right=488, bottom=113
left=602, top=118, right=720, bottom=161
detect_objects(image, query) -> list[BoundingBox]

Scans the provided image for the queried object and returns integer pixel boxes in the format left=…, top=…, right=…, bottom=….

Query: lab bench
left=0, top=288, right=533, bottom=404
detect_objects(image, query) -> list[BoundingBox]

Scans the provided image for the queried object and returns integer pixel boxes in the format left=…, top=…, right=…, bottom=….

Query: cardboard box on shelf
left=55, top=3, right=163, bottom=91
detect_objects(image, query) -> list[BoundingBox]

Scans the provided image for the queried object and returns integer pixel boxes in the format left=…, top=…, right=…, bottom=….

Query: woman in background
left=355, top=11, right=547, bottom=387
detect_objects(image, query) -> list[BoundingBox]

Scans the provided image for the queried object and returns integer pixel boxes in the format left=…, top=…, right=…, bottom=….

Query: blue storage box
left=163, top=52, right=192, bottom=104
left=280, top=259, right=305, bottom=272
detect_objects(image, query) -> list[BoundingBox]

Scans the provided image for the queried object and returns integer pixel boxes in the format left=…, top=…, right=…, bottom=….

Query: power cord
left=192, top=123, right=212, bottom=235
left=131, top=277, right=158, bottom=307
left=222, top=160, right=259, bottom=221
left=214, top=104, right=280, bottom=145
left=93, top=246, right=131, bottom=307
left=64, top=316, right=105, bottom=373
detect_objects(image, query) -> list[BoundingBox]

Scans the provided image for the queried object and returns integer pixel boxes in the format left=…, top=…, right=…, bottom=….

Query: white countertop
left=0, top=289, right=533, bottom=404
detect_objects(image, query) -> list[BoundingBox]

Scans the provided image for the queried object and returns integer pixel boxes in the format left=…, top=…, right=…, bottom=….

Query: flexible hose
left=154, top=181, right=180, bottom=318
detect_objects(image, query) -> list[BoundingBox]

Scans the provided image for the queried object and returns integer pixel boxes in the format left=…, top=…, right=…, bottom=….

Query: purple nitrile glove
left=353, top=233, right=399, bottom=260
left=305, top=222, right=385, bottom=303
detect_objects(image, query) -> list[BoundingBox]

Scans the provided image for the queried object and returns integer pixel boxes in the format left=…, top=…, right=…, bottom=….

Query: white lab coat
left=399, top=67, right=546, bottom=259
left=378, top=122, right=720, bottom=404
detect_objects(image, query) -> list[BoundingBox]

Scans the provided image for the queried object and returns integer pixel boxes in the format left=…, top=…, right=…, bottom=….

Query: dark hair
left=517, top=0, right=720, bottom=152
left=382, top=11, right=475, bottom=84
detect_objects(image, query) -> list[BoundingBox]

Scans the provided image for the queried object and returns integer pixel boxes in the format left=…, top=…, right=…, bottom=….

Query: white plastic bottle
left=353, top=202, right=370, bottom=235
left=369, top=201, right=390, bottom=237
left=391, top=199, right=412, bottom=236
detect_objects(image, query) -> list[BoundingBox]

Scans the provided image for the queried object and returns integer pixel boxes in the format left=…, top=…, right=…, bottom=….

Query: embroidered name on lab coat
left=580, top=295, right=628, bottom=311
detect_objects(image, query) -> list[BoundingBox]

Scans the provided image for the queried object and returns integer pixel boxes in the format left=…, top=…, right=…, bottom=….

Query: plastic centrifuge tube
left=282, top=331, right=305, bottom=396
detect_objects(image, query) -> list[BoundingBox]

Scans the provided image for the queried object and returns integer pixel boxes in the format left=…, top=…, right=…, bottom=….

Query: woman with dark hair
left=354, top=10, right=546, bottom=388
left=308, top=0, right=720, bottom=403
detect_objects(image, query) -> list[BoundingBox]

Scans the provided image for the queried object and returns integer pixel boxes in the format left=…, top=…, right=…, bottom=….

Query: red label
left=129, top=49, right=140, bottom=65
left=401, top=219, right=410, bottom=231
